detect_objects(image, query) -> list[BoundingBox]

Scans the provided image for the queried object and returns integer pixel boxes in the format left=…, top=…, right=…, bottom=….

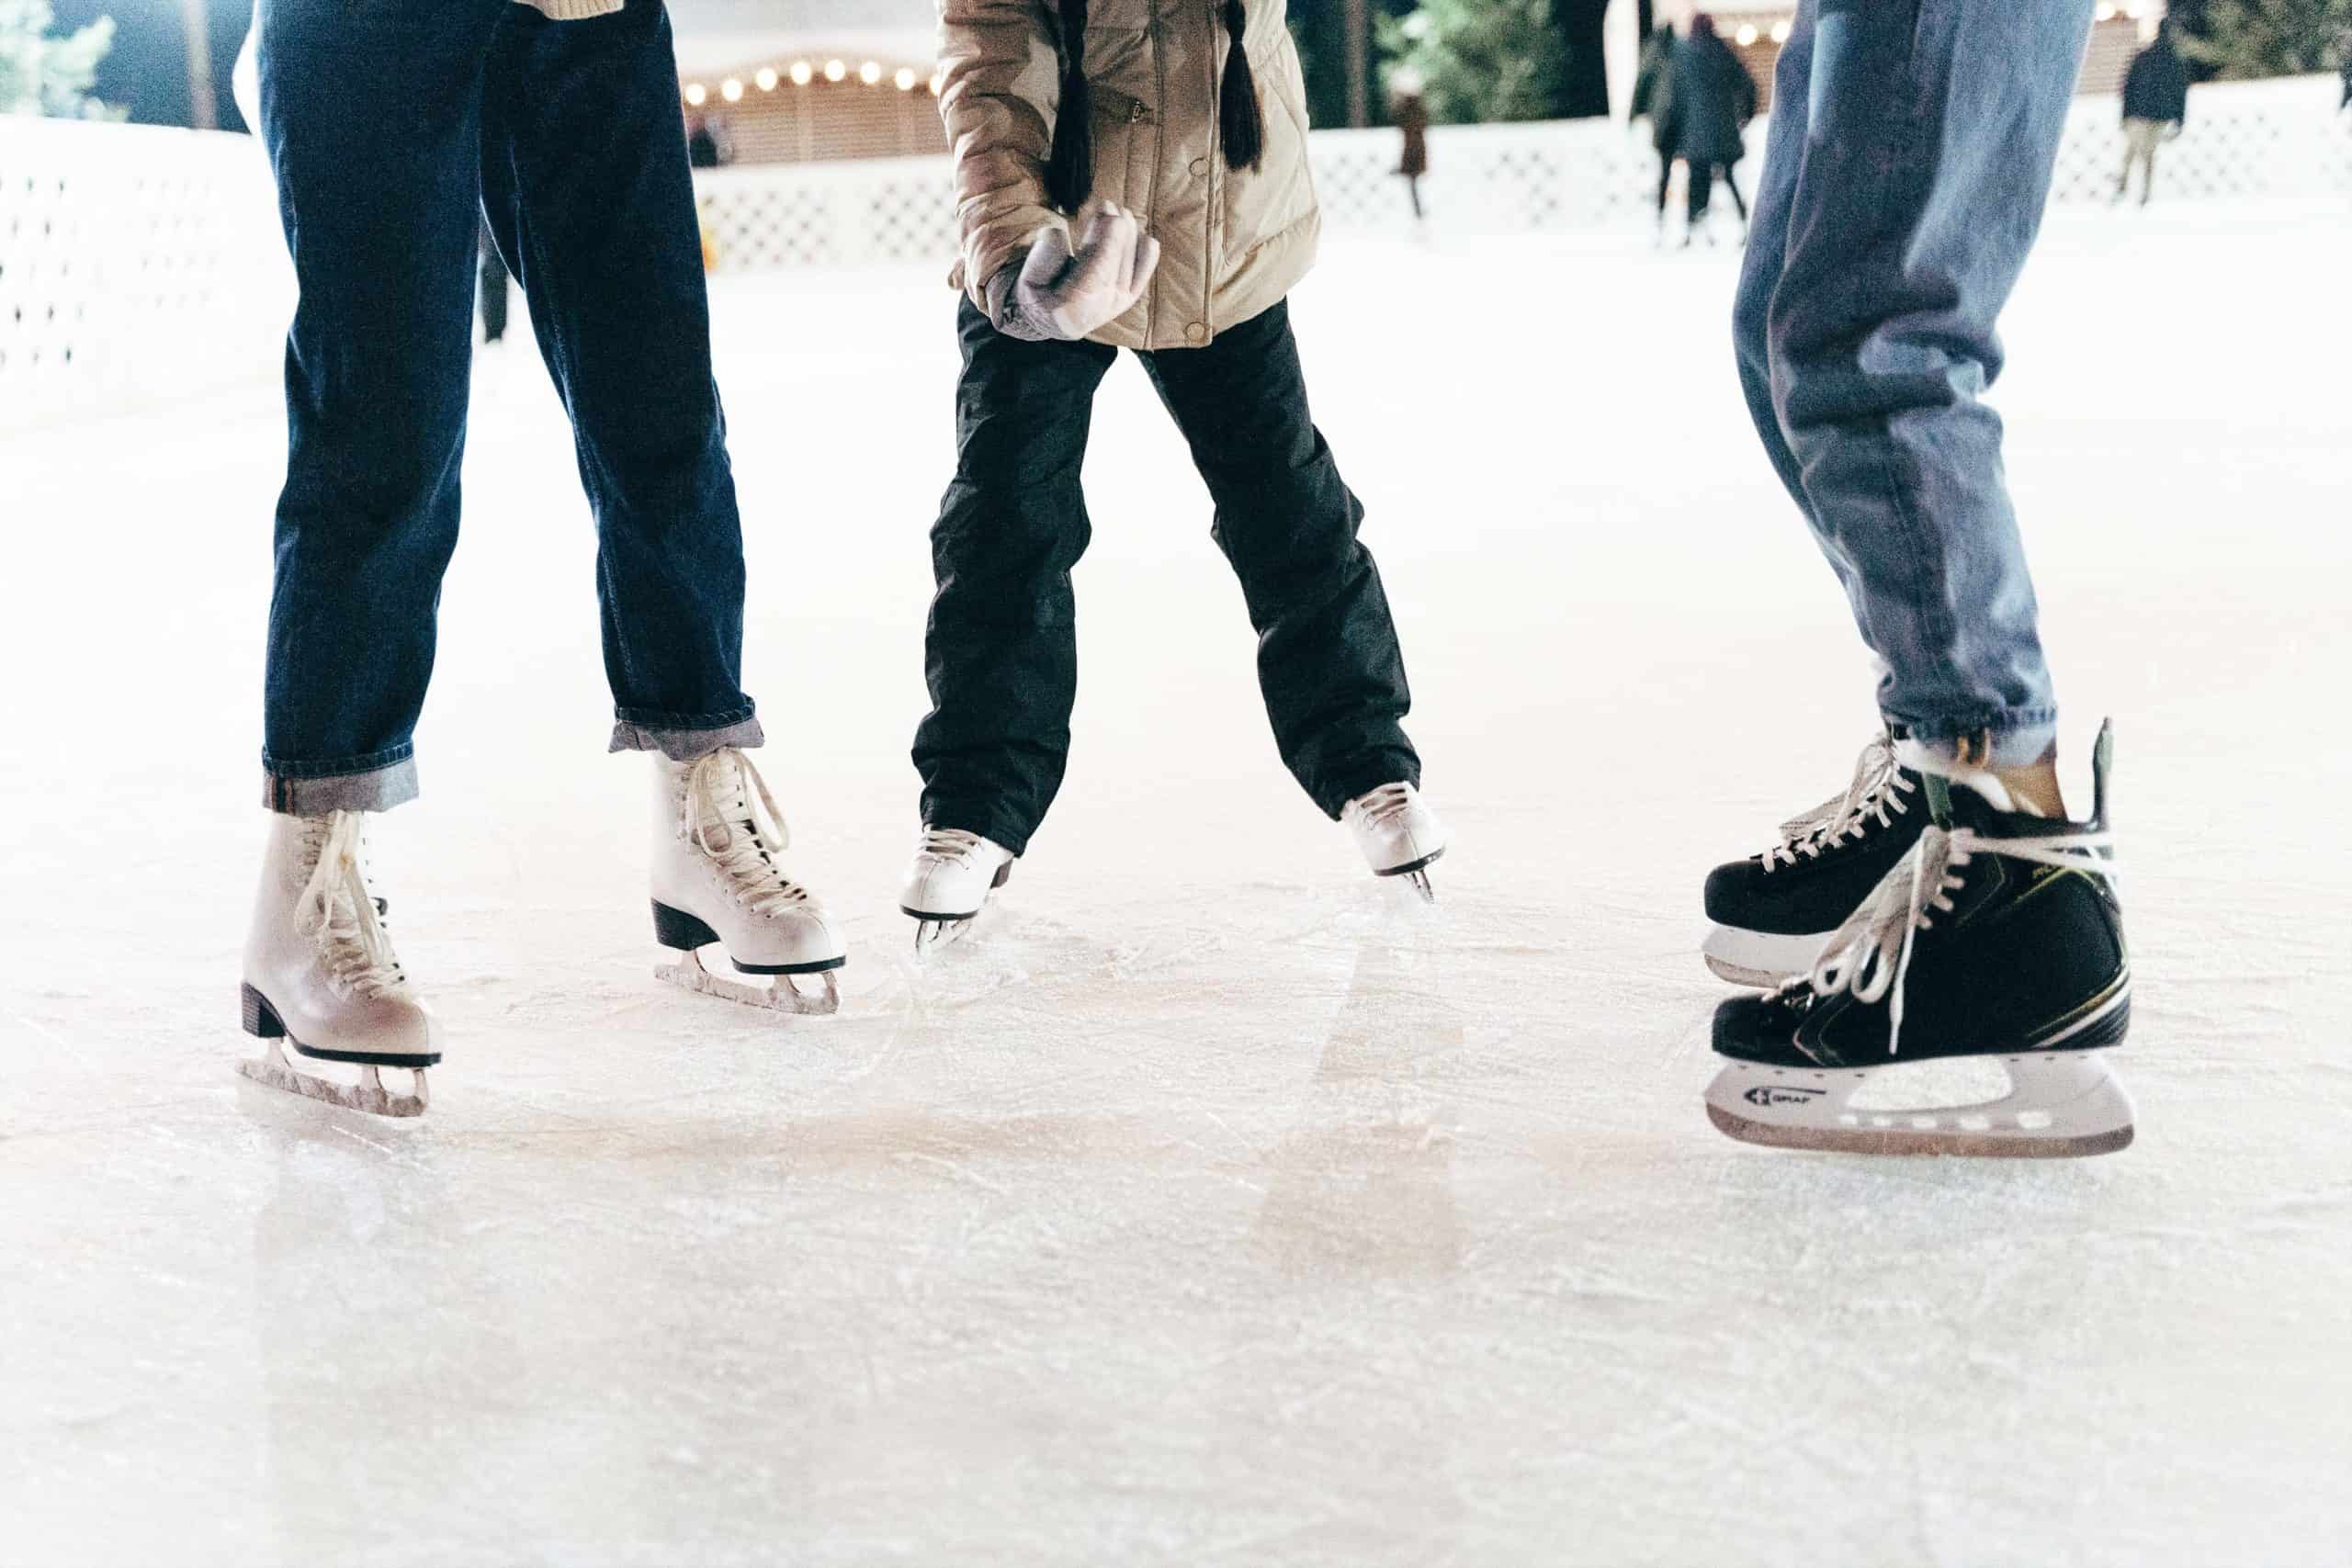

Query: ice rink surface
left=5, top=200, right=2350, bottom=1566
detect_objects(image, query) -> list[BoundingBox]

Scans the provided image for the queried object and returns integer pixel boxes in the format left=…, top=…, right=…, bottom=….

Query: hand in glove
left=989, top=204, right=1161, bottom=343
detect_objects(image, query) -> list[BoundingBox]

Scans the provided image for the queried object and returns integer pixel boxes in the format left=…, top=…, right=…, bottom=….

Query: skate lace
left=1351, top=783, right=1416, bottom=829
left=1798, top=820, right=2119, bottom=1057
left=295, top=812, right=406, bottom=998
left=682, top=750, right=814, bottom=918
left=918, top=826, right=989, bottom=865
left=1760, top=736, right=1915, bottom=871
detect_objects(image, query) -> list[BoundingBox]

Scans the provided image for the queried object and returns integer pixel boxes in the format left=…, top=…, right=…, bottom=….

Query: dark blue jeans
left=254, top=0, right=759, bottom=814
left=1734, top=0, right=2092, bottom=768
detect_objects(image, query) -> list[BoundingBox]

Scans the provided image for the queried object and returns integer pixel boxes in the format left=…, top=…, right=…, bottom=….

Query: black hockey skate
left=1705, top=722, right=2132, bottom=1159
left=1702, top=734, right=1927, bottom=986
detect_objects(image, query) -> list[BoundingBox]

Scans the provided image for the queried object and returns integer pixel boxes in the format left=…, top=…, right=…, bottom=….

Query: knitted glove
left=988, top=205, right=1160, bottom=343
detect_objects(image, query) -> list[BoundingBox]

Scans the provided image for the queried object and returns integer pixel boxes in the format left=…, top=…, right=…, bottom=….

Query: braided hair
left=1044, top=0, right=1094, bottom=212
left=1043, top=0, right=1264, bottom=214
left=1218, top=0, right=1264, bottom=173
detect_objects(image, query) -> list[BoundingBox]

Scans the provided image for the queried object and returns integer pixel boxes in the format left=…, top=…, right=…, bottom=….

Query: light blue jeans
left=1734, top=0, right=2093, bottom=768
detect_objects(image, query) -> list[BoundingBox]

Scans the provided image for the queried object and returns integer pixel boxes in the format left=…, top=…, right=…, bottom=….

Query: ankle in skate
left=899, top=826, right=1014, bottom=953
left=1702, top=733, right=1927, bottom=986
left=1704, top=721, right=2132, bottom=1158
left=1343, top=781, right=1447, bottom=902
left=650, top=749, right=845, bottom=1016
left=238, top=810, right=436, bottom=1118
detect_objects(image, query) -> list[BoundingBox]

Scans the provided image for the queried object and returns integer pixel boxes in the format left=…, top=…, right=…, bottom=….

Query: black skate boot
left=1702, top=734, right=1928, bottom=986
left=1704, top=722, right=2132, bottom=1159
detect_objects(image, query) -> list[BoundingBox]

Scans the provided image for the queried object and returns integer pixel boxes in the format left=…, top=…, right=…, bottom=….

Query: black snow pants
left=912, top=297, right=1420, bottom=857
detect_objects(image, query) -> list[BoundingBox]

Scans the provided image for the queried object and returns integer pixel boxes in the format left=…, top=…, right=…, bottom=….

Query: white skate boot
left=899, top=827, right=1014, bottom=952
left=1343, top=782, right=1449, bottom=901
left=239, top=811, right=438, bottom=1118
left=650, top=749, right=845, bottom=1016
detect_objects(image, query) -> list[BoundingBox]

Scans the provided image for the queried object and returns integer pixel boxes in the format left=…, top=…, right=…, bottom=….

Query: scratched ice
left=4, top=202, right=2348, bottom=1565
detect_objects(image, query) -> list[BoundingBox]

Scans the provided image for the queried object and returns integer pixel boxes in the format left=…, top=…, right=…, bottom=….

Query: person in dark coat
left=1631, top=23, right=1679, bottom=238
left=477, top=215, right=510, bottom=345
left=1391, top=69, right=1430, bottom=223
left=2118, top=20, right=2189, bottom=206
left=1657, top=14, right=1757, bottom=243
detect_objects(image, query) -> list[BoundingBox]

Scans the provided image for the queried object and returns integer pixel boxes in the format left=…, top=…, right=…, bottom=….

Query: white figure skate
left=1343, top=782, right=1449, bottom=901
left=239, top=811, right=437, bottom=1118
left=651, top=750, right=846, bottom=1016
left=899, top=827, right=1014, bottom=952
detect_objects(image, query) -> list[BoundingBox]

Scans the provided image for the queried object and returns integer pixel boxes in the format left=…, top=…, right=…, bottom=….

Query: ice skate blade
left=236, top=1040, right=428, bottom=1118
left=1703, top=1053, right=2134, bottom=1159
left=910, top=915, right=978, bottom=955
left=1701, top=925, right=1826, bottom=989
left=657, top=949, right=839, bottom=1016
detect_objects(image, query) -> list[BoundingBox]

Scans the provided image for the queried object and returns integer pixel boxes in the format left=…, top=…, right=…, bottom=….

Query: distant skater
left=1392, top=69, right=1430, bottom=224
left=2118, top=20, right=2189, bottom=207
left=1658, top=15, right=1756, bottom=245
left=478, top=215, right=509, bottom=344
left=1631, top=21, right=1680, bottom=242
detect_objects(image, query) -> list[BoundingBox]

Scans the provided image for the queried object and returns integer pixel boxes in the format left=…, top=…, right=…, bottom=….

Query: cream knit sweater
left=520, top=0, right=625, bottom=17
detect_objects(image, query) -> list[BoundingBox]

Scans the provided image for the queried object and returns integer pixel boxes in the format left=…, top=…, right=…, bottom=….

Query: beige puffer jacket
left=938, top=0, right=1320, bottom=351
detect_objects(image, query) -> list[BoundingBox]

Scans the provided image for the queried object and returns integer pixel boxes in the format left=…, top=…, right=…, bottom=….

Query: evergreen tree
left=2183, top=0, right=2350, bottom=77
left=0, top=0, right=118, bottom=118
left=1377, top=0, right=1569, bottom=124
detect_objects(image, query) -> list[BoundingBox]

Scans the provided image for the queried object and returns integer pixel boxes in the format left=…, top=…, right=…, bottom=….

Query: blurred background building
left=14, top=0, right=2338, bottom=164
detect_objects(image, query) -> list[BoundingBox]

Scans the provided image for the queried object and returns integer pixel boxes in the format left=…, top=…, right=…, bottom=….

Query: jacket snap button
left=1184, top=322, right=1207, bottom=344
left=1189, top=156, right=1209, bottom=177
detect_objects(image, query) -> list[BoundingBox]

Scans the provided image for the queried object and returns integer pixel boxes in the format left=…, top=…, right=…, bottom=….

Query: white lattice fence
left=2047, top=73, right=2351, bottom=203
left=0, top=116, right=288, bottom=424
left=691, top=73, right=2352, bottom=271
left=1, top=75, right=2343, bottom=418
left=695, top=158, right=957, bottom=272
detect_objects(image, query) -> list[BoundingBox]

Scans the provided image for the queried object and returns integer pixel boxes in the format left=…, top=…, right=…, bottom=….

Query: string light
left=1770, top=18, right=1791, bottom=42
left=695, top=58, right=937, bottom=101
left=1735, top=23, right=1758, bottom=45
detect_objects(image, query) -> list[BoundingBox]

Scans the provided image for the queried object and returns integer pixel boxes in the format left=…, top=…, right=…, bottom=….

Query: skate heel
left=652, top=900, right=722, bottom=953
left=240, top=982, right=287, bottom=1039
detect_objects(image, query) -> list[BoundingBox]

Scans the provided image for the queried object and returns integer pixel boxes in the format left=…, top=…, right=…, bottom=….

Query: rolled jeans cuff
left=261, top=751, right=420, bottom=816
left=607, top=706, right=764, bottom=761
left=1890, top=711, right=2059, bottom=773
